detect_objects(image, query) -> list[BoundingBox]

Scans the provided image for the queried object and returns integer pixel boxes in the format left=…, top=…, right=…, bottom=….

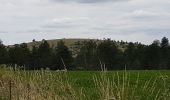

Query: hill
left=8, top=38, right=130, bottom=53
left=27, top=38, right=97, bottom=49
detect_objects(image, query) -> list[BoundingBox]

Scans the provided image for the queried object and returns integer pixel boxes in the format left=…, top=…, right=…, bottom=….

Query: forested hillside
left=0, top=37, right=170, bottom=70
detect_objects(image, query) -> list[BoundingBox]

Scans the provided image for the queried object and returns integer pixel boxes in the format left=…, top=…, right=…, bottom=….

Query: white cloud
left=49, top=17, right=89, bottom=23
left=126, top=10, right=156, bottom=18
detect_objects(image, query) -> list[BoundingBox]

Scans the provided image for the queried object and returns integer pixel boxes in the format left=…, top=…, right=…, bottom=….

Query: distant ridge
left=8, top=38, right=130, bottom=52
left=24, top=38, right=98, bottom=49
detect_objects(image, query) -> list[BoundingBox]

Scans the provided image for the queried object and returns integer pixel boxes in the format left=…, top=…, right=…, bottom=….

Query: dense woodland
left=0, top=37, right=170, bottom=70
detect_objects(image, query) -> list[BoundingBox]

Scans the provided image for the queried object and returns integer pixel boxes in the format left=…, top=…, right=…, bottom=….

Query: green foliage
left=75, top=40, right=99, bottom=70
left=37, top=40, right=52, bottom=68
left=52, top=40, right=73, bottom=70
left=8, top=43, right=30, bottom=66
left=161, top=37, right=169, bottom=48
left=143, top=42, right=161, bottom=69
left=1, top=37, right=170, bottom=70
left=160, top=37, right=170, bottom=69
left=30, top=46, right=38, bottom=67
left=97, top=39, right=120, bottom=70
left=0, top=41, right=8, bottom=64
left=124, top=42, right=137, bottom=69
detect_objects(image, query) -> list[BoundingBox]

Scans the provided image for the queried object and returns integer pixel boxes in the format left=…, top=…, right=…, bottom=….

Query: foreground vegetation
left=0, top=65, right=170, bottom=100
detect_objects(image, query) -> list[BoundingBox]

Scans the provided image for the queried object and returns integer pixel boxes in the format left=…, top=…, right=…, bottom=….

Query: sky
left=0, top=0, right=170, bottom=45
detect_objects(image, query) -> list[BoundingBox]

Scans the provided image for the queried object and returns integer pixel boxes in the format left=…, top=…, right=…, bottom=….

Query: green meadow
left=0, top=65, right=170, bottom=100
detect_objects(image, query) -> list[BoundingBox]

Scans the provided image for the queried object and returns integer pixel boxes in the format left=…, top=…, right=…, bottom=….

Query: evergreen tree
left=135, top=44, right=146, bottom=69
left=0, top=40, right=8, bottom=64
left=124, top=43, right=146, bottom=69
left=143, top=41, right=161, bottom=69
left=37, top=40, right=52, bottom=69
left=160, top=37, right=170, bottom=69
left=30, top=46, right=39, bottom=69
left=75, top=40, right=98, bottom=70
left=8, top=43, right=30, bottom=67
left=161, top=37, right=169, bottom=48
left=124, top=42, right=137, bottom=69
left=97, top=39, right=120, bottom=70
left=52, top=40, right=73, bottom=70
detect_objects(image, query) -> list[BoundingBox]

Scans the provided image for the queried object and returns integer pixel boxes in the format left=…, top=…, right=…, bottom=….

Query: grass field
left=0, top=65, right=170, bottom=100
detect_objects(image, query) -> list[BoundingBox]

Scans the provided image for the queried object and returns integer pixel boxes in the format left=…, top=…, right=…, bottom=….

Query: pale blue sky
left=0, top=0, right=170, bottom=45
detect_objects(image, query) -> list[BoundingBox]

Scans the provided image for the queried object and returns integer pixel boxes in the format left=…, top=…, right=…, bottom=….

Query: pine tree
left=75, top=40, right=98, bottom=70
left=97, top=39, right=119, bottom=70
left=53, top=40, right=73, bottom=70
left=160, top=37, right=170, bottom=68
left=0, top=40, right=8, bottom=64
left=8, top=43, right=30, bottom=67
left=37, top=40, right=52, bottom=69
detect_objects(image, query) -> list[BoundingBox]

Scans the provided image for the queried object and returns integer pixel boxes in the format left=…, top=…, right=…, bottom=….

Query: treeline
left=0, top=37, right=170, bottom=70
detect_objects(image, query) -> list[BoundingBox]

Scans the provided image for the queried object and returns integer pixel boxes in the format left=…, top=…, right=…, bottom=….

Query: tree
left=143, top=41, right=161, bottom=69
left=97, top=39, right=120, bottom=70
left=135, top=44, right=146, bottom=69
left=29, top=46, right=38, bottom=69
left=161, top=37, right=169, bottom=48
left=166, top=46, right=170, bottom=69
left=0, top=40, right=8, bottom=64
left=124, top=42, right=147, bottom=70
left=37, top=40, right=52, bottom=69
left=153, top=39, right=161, bottom=46
left=160, top=37, right=170, bottom=68
left=75, top=40, right=99, bottom=70
left=52, top=40, right=73, bottom=70
left=20, top=43, right=31, bottom=67
left=8, top=43, right=30, bottom=67
left=124, top=42, right=137, bottom=69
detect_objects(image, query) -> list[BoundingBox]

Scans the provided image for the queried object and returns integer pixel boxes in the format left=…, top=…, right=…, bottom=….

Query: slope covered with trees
left=0, top=37, right=170, bottom=70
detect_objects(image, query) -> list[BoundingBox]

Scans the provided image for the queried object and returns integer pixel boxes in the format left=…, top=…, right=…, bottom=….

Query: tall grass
left=0, top=65, right=84, bottom=100
left=0, top=65, right=170, bottom=100
left=93, top=70, right=170, bottom=100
